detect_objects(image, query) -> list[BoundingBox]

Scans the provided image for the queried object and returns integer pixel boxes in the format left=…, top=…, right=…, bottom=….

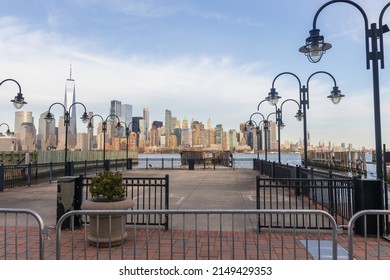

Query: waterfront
left=136, top=152, right=377, bottom=179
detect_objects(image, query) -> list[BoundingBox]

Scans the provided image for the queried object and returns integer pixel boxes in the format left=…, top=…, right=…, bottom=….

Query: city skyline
left=0, top=99, right=364, bottom=153
left=0, top=0, right=389, bottom=150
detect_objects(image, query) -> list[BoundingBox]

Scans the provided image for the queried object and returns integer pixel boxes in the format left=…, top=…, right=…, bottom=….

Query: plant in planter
left=81, top=171, right=134, bottom=247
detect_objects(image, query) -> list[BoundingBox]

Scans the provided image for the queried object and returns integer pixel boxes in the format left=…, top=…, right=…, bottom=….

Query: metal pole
left=278, top=123, right=281, bottom=163
left=126, top=133, right=129, bottom=169
left=264, top=122, right=268, bottom=161
left=369, top=23, right=383, bottom=180
left=301, top=86, right=308, bottom=168
left=64, top=120, right=69, bottom=176
left=103, top=128, right=106, bottom=162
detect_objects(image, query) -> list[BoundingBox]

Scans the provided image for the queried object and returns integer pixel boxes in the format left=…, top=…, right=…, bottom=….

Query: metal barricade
left=0, top=208, right=45, bottom=260
left=56, top=209, right=339, bottom=260
left=347, top=210, right=390, bottom=260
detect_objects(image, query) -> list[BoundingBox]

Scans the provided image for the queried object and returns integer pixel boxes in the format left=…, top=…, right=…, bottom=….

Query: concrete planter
left=81, top=198, right=134, bottom=247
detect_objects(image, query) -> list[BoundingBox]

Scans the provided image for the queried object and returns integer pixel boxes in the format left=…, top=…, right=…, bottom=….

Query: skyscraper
left=165, top=109, right=172, bottom=146
left=64, top=65, right=77, bottom=149
left=143, top=107, right=149, bottom=145
left=110, top=100, right=122, bottom=120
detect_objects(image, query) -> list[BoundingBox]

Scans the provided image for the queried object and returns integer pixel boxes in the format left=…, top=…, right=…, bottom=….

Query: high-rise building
left=207, top=118, right=212, bottom=130
left=165, top=109, right=172, bottom=145
left=110, top=100, right=122, bottom=120
left=215, top=124, right=223, bottom=145
left=64, top=65, right=77, bottom=149
left=182, top=116, right=188, bottom=129
left=269, top=121, right=277, bottom=151
left=37, top=112, right=56, bottom=150
left=14, top=111, right=35, bottom=151
left=143, top=107, right=149, bottom=145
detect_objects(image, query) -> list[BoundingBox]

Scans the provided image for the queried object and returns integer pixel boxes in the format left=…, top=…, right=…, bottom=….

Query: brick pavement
left=1, top=169, right=390, bottom=260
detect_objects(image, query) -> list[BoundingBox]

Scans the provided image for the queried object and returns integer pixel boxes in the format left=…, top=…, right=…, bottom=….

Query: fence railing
left=56, top=209, right=339, bottom=260
left=0, top=157, right=256, bottom=191
left=254, top=159, right=352, bottom=180
left=0, top=159, right=130, bottom=190
left=256, top=177, right=354, bottom=229
left=347, top=210, right=390, bottom=260
left=0, top=208, right=45, bottom=260
left=2, top=207, right=390, bottom=260
left=85, top=175, right=170, bottom=229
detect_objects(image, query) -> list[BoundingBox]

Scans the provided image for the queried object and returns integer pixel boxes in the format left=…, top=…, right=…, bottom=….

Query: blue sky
left=0, top=0, right=389, bottom=149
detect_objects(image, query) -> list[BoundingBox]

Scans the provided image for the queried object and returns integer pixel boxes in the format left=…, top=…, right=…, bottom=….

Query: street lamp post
left=119, top=121, right=140, bottom=169
left=265, top=71, right=343, bottom=168
left=299, top=0, right=390, bottom=179
left=249, top=112, right=276, bottom=161
left=244, top=120, right=260, bottom=159
left=44, top=102, right=89, bottom=176
left=257, top=99, right=302, bottom=163
left=88, top=114, right=121, bottom=170
left=0, top=79, right=27, bottom=109
left=276, top=99, right=302, bottom=163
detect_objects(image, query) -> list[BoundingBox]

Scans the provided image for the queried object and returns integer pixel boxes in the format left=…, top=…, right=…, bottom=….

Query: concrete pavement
left=0, top=168, right=258, bottom=227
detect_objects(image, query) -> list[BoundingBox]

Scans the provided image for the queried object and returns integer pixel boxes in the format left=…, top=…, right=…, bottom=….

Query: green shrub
left=89, top=171, right=125, bottom=200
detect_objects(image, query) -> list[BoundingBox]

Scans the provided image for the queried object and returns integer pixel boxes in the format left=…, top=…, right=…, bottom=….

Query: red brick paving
left=2, top=225, right=390, bottom=260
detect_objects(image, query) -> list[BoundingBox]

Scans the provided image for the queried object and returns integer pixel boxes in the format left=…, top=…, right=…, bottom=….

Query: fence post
left=272, top=161, right=276, bottom=178
left=49, top=161, right=53, bottom=183
left=165, top=174, right=170, bottom=230
left=127, top=158, right=133, bottom=170
left=0, top=164, right=4, bottom=192
left=295, top=165, right=301, bottom=196
left=27, top=162, right=32, bottom=186
left=256, top=175, right=261, bottom=232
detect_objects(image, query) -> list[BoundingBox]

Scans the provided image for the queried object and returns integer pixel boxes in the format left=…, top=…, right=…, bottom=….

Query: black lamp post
left=249, top=112, right=276, bottom=161
left=88, top=114, right=121, bottom=170
left=44, top=102, right=89, bottom=175
left=244, top=119, right=261, bottom=159
left=258, top=99, right=302, bottom=163
left=276, top=99, right=302, bottom=163
left=265, top=71, right=343, bottom=168
left=299, top=0, right=389, bottom=180
left=119, top=121, right=140, bottom=169
left=0, top=123, right=12, bottom=136
left=0, top=79, right=27, bottom=109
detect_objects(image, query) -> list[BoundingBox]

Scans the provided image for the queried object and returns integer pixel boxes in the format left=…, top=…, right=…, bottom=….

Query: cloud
left=0, top=16, right=270, bottom=134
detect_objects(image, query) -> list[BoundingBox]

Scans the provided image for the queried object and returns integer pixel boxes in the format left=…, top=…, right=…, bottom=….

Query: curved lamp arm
left=301, top=0, right=369, bottom=65
left=0, top=79, right=27, bottom=109
left=306, top=71, right=344, bottom=107
left=0, top=123, right=12, bottom=136
left=88, top=114, right=104, bottom=131
left=266, top=72, right=302, bottom=106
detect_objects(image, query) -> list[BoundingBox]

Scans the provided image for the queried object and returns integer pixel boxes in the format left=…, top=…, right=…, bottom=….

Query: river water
left=137, top=152, right=377, bottom=179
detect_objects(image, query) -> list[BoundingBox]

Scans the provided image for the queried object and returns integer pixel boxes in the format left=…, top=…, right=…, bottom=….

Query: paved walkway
left=1, top=168, right=390, bottom=260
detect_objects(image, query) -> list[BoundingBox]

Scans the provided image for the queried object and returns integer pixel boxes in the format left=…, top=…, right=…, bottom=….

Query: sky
left=0, top=0, right=390, bottom=150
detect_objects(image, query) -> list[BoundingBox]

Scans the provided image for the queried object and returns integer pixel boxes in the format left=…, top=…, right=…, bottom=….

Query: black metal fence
left=254, top=159, right=352, bottom=180
left=256, top=176, right=354, bottom=229
left=0, top=159, right=129, bottom=191
left=81, top=174, right=170, bottom=229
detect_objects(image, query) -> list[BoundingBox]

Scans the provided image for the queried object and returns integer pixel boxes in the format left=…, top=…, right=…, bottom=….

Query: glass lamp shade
left=328, top=86, right=344, bottom=105
left=266, top=88, right=281, bottom=106
left=44, top=112, right=54, bottom=124
left=11, top=93, right=27, bottom=109
left=80, top=112, right=89, bottom=123
left=299, top=29, right=332, bottom=63
left=295, top=109, right=304, bottom=121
